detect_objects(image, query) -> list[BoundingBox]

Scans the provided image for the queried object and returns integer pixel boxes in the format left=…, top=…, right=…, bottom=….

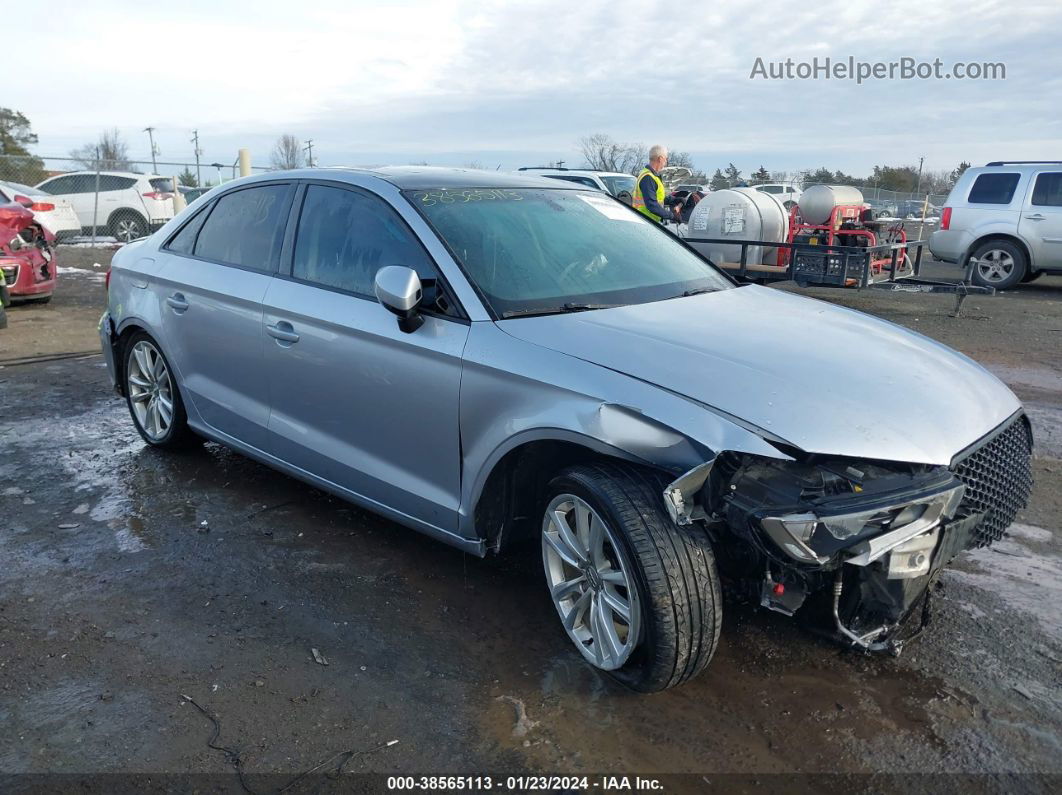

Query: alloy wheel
left=127, top=340, right=174, bottom=441
left=976, top=249, right=1015, bottom=283
left=114, top=218, right=143, bottom=242
left=542, top=494, right=641, bottom=670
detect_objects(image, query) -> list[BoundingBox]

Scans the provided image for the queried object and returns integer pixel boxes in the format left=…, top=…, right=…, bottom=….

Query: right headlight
left=759, top=482, right=965, bottom=565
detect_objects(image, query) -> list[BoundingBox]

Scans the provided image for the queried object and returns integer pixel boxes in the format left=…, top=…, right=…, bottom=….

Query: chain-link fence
left=0, top=153, right=270, bottom=247
left=858, top=186, right=949, bottom=219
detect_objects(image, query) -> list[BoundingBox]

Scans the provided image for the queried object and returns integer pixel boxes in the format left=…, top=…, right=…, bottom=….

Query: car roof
left=968, top=162, right=1062, bottom=175
left=313, top=165, right=586, bottom=191
left=516, top=167, right=633, bottom=178
left=42, top=171, right=162, bottom=180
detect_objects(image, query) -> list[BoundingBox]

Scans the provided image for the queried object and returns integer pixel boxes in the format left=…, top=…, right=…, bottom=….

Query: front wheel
left=541, top=463, right=722, bottom=692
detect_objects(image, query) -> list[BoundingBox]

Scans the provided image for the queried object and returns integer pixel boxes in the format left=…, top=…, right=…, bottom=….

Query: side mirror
left=374, top=266, right=424, bottom=333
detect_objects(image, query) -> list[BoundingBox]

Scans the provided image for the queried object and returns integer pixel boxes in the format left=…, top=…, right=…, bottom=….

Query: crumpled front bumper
left=664, top=412, right=1034, bottom=653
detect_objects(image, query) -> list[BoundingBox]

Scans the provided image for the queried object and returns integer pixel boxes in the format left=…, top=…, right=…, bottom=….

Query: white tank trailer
left=682, top=188, right=789, bottom=267
left=798, top=185, right=865, bottom=225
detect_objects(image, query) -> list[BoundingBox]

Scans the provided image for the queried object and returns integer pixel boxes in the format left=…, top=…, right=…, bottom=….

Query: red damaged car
left=0, top=199, right=57, bottom=304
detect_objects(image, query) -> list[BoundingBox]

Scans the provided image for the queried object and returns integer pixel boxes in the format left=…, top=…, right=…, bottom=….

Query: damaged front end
left=665, top=414, right=1034, bottom=654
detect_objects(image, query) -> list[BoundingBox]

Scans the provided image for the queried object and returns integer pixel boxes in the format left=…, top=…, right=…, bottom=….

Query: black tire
left=1021, top=270, right=1044, bottom=283
left=969, top=239, right=1027, bottom=289
left=122, top=331, right=196, bottom=449
left=109, top=211, right=148, bottom=243
left=543, top=463, right=722, bottom=692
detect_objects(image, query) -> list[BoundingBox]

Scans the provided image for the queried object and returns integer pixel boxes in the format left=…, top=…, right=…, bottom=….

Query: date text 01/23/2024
left=386, top=775, right=665, bottom=791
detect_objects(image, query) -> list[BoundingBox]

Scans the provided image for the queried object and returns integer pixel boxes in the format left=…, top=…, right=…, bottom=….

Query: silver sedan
left=100, top=167, right=1032, bottom=691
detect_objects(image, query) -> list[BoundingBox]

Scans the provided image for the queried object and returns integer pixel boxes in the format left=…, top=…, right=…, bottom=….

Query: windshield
left=599, top=175, right=636, bottom=196
left=407, top=188, right=730, bottom=317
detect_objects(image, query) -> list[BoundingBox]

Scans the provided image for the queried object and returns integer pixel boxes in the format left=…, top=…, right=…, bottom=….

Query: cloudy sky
left=10, top=0, right=1061, bottom=178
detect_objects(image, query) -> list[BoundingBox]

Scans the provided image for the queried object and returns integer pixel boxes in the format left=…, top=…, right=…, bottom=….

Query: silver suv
left=100, top=167, right=1032, bottom=691
left=930, top=161, right=1062, bottom=288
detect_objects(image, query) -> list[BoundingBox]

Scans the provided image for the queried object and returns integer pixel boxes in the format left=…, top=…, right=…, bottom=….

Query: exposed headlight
left=724, top=455, right=966, bottom=566
left=760, top=483, right=964, bottom=565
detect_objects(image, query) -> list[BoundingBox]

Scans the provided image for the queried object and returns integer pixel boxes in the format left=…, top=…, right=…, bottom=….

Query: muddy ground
left=1, top=247, right=1060, bottom=789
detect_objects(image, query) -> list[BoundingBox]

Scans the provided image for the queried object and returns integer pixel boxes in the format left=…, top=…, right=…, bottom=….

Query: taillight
left=940, top=207, right=952, bottom=230
left=105, top=270, right=112, bottom=291
left=29, top=202, right=55, bottom=212
left=142, top=192, right=174, bottom=200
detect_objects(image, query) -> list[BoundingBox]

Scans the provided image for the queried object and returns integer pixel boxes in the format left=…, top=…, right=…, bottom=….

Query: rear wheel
left=969, top=240, right=1027, bottom=289
left=123, top=332, right=195, bottom=448
left=110, top=212, right=148, bottom=243
left=541, top=463, right=721, bottom=692
left=1021, top=270, right=1044, bottom=283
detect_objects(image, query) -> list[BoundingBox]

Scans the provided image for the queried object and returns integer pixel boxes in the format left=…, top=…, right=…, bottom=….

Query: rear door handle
left=166, top=293, right=189, bottom=312
left=267, top=321, right=300, bottom=344
left=1024, top=213, right=1045, bottom=220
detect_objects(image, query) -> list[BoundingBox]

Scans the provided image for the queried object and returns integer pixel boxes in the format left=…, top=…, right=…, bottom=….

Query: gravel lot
left=1, top=247, right=1060, bottom=789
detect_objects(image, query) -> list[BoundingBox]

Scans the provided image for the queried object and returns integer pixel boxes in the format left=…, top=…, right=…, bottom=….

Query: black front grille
left=950, top=416, right=1033, bottom=546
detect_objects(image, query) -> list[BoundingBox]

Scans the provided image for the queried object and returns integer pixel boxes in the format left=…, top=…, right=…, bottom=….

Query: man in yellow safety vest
left=632, top=144, right=682, bottom=223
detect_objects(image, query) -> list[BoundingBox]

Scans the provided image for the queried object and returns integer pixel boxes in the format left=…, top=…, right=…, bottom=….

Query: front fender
left=457, top=322, right=787, bottom=538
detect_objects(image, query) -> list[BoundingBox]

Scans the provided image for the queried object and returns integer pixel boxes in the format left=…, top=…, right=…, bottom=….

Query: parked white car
left=515, top=168, right=637, bottom=204
left=754, top=183, right=802, bottom=209
left=0, top=180, right=81, bottom=239
left=35, top=171, right=175, bottom=242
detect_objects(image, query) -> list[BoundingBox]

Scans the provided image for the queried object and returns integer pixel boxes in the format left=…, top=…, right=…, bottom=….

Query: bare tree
left=579, top=133, right=645, bottom=174
left=70, top=128, right=131, bottom=171
left=271, top=134, right=304, bottom=170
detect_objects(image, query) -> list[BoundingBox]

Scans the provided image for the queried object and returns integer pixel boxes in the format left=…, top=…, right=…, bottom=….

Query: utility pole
left=915, top=155, right=925, bottom=194
left=303, top=139, right=314, bottom=167
left=190, top=129, right=202, bottom=187
left=144, top=127, right=159, bottom=173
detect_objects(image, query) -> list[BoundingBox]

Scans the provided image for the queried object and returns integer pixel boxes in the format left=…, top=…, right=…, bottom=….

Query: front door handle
left=166, top=293, right=189, bottom=312
left=267, top=321, right=300, bottom=344
left=1024, top=213, right=1045, bottom=221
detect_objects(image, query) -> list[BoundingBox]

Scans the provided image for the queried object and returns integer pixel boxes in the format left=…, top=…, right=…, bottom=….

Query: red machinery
left=780, top=200, right=910, bottom=284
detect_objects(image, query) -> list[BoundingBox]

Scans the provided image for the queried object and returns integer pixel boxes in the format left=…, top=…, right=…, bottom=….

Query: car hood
left=496, top=285, right=1020, bottom=466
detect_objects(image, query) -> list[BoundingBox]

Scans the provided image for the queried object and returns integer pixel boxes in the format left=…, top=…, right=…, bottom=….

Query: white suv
left=35, top=171, right=175, bottom=242
left=930, top=161, right=1062, bottom=289
left=754, top=182, right=802, bottom=208
left=516, top=168, right=637, bottom=204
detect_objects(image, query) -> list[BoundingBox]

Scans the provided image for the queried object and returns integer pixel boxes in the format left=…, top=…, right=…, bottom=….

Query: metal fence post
left=91, top=148, right=101, bottom=249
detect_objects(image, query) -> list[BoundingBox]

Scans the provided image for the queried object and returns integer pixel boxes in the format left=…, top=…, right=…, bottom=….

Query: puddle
left=948, top=523, right=1062, bottom=636
left=3, top=403, right=152, bottom=553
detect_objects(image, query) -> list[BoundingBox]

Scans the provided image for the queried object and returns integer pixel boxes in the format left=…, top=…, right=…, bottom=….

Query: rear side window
left=292, top=184, right=438, bottom=298
left=98, top=175, right=137, bottom=191
left=968, top=173, right=1020, bottom=204
left=166, top=207, right=211, bottom=255
left=1031, top=173, right=1062, bottom=207
left=194, top=184, right=291, bottom=270
left=149, top=178, right=174, bottom=193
